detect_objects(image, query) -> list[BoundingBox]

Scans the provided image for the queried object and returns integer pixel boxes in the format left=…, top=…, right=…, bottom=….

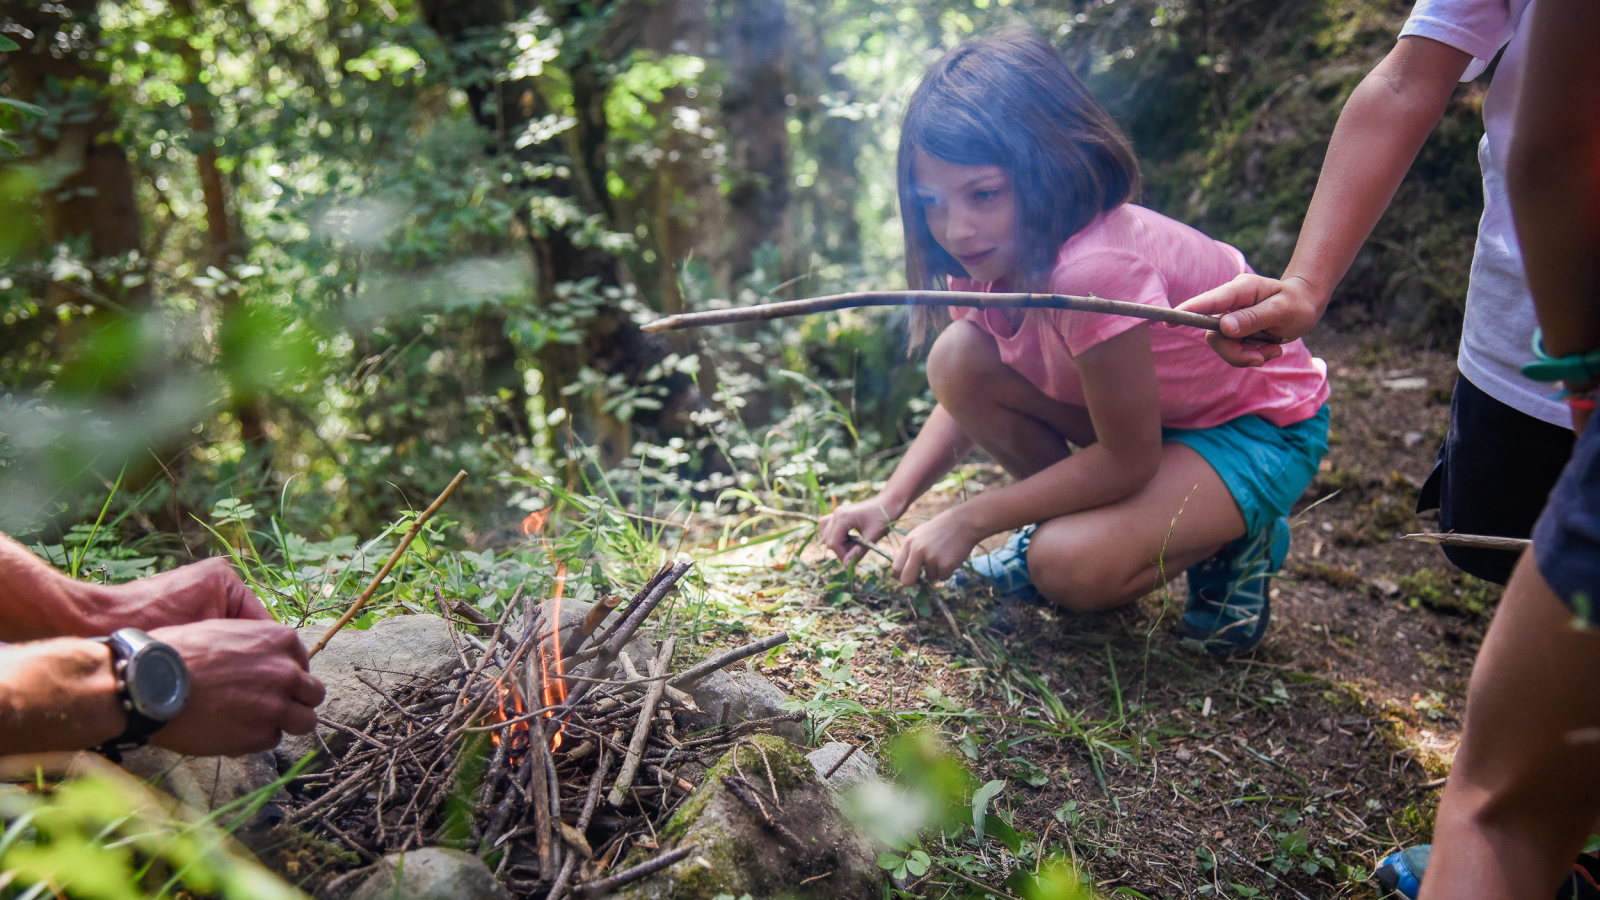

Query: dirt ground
left=704, top=327, right=1496, bottom=899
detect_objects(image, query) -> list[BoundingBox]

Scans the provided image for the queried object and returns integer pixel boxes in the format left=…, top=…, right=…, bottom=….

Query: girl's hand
left=819, top=495, right=901, bottom=565
left=893, top=507, right=983, bottom=585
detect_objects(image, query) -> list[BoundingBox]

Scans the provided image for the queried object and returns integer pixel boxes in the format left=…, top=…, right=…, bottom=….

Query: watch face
left=128, top=646, right=190, bottom=721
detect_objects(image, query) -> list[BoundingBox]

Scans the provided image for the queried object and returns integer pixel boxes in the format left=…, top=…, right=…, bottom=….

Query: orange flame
left=521, top=508, right=550, bottom=537
left=510, top=504, right=570, bottom=753
left=541, top=562, right=569, bottom=750
left=489, top=680, right=530, bottom=762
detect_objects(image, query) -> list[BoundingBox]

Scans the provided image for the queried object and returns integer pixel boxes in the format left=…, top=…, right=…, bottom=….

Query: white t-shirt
left=1401, top=0, right=1569, bottom=428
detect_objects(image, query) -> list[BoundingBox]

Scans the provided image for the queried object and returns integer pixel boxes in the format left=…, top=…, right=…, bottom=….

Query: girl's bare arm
left=818, top=404, right=973, bottom=563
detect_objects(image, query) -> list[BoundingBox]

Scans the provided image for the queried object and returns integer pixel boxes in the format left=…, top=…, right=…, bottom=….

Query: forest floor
left=692, top=327, right=1490, bottom=900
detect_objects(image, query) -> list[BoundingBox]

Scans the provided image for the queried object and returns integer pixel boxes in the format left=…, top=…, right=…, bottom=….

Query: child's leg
left=1026, top=443, right=1246, bottom=612
left=1417, top=551, right=1600, bottom=900
left=926, top=319, right=1096, bottom=478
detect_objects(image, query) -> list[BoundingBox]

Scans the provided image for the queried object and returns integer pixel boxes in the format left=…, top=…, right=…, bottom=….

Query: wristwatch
left=93, top=628, right=190, bottom=761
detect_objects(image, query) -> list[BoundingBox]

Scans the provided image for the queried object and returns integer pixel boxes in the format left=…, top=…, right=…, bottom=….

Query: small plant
left=876, top=847, right=931, bottom=880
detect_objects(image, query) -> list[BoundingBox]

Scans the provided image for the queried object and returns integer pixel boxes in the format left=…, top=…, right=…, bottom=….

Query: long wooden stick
left=1402, top=532, right=1532, bottom=552
left=642, top=290, right=1286, bottom=341
left=308, top=470, right=469, bottom=659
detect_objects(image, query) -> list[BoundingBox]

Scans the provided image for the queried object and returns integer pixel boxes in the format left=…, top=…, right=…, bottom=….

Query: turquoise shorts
left=1162, top=404, right=1331, bottom=537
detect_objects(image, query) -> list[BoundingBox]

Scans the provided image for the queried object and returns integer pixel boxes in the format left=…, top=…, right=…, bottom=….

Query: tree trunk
left=719, top=0, right=792, bottom=282
left=5, top=0, right=146, bottom=308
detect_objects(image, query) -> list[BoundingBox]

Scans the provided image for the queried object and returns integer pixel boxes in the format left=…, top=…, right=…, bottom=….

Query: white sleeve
left=1399, top=0, right=1517, bottom=81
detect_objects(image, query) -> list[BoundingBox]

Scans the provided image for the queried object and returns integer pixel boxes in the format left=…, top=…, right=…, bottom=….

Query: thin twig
left=670, top=632, right=790, bottom=688
left=571, top=845, right=697, bottom=898
left=610, top=637, right=675, bottom=807
left=821, top=743, right=860, bottom=781
left=309, top=470, right=468, bottom=658
left=1402, top=532, right=1532, bottom=551
left=563, top=562, right=691, bottom=710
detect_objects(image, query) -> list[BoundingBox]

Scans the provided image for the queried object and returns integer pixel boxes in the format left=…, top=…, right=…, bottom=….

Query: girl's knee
left=1030, top=525, right=1158, bottom=608
left=927, top=320, right=1005, bottom=403
left=1028, top=533, right=1129, bottom=612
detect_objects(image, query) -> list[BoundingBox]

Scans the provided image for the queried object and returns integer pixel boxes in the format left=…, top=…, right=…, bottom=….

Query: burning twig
left=641, top=290, right=1288, bottom=343
left=309, top=470, right=469, bottom=659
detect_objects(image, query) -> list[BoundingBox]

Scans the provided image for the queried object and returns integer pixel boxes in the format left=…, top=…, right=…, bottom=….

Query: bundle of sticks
left=289, top=561, right=801, bottom=900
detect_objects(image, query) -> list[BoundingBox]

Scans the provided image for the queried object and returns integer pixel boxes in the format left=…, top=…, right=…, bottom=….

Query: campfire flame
left=490, top=679, right=530, bottom=761
left=489, top=507, right=569, bottom=756
left=538, top=562, right=569, bottom=750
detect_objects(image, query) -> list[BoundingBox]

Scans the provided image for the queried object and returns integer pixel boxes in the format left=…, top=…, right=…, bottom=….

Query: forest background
left=0, top=0, right=1486, bottom=546
left=0, top=1, right=1494, bottom=896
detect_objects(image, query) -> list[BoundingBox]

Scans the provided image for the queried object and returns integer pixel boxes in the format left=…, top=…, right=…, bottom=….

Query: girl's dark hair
left=899, top=28, right=1141, bottom=346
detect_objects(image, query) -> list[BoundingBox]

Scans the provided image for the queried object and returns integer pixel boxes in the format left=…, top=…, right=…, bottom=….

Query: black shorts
left=1534, top=411, right=1600, bottom=623
left=1417, top=375, right=1575, bottom=585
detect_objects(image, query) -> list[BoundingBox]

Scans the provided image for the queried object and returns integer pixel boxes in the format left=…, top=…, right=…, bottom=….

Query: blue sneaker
left=1375, top=846, right=1430, bottom=899
left=1178, top=516, right=1290, bottom=656
left=1376, top=842, right=1600, bottom=900
left=947, top=525, right=1042, bottom=604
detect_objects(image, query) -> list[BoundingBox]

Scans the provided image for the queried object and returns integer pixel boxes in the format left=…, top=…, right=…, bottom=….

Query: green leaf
left=0, top=35, right=18, bottom=52
left=971, top=779, right=1006, bottom=843
left=905, top=850, right=930, bottom=877
left=876, top=851, right=904, bottom=871
left=986, top=813, right=1025, bottom=854
left=1277, top=828, right=1309, bottom=857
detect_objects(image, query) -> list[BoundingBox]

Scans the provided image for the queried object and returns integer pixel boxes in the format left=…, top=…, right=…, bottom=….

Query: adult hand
left=85, top=557, right=274, bottom=634
left=147, top=619, right=324, bottom=757
left=892, top=507, right=983, bottom=585
left=818, top=495, right=901, bottom=565
left=1175, top=274, right=1325, bottom=367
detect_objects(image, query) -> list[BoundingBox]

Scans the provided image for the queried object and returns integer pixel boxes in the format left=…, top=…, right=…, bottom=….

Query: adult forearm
left=955, top=442, right=1155, bottom=539
left=878, top=405, right=975, bottom=516
left=1283, top=37, right=1468, bottom=303
left=0, top=533, right=97, bottom=642
left=0, top=638, right=124, bottom=754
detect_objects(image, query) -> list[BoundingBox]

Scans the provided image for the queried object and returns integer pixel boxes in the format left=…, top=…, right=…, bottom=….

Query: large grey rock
left=280, top=614, right=463, bottom=770
left=617, top=735, right=884, bottom=900
left=805, top=742, right=882, bottom=794
left=683, top=667, right=805, bottom=744
left=120, top=747, right=288, bottom=836
left=346, top=847, right=511, bottom=900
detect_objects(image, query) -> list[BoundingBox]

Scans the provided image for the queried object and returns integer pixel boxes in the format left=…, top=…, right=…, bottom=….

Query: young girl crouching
left=818, top=29, right=1330, bottom=656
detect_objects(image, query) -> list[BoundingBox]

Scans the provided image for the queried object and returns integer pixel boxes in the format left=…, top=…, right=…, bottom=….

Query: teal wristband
left=1521, top=329, right=1600, bottom=384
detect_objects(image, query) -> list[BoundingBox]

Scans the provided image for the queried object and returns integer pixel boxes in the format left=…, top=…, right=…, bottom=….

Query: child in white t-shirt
left=1181, top=0, right=1575, bottom=590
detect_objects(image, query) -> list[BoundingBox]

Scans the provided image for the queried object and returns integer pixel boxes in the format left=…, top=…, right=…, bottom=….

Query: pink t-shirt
left=950, top=204, right=1330, bottom=430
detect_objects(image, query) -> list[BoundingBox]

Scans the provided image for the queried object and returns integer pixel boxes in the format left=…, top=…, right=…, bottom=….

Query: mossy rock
left=616, top=734, right=883, bottom=900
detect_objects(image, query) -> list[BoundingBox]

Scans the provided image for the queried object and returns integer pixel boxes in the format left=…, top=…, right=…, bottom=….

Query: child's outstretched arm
left=1176, top=35, right=1471, bottom=366
left=891, top=326, right=1163, bottom=584
left=819, top=405, right=974, bottom=565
